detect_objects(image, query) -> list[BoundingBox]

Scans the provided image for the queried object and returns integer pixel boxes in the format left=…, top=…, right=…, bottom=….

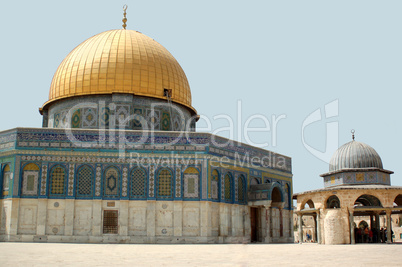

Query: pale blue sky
left=0, top=0, right=401, bottom=193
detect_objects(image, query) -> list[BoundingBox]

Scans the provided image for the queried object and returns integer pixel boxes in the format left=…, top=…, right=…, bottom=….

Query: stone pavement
left=1, top=243, right=401, bottom=266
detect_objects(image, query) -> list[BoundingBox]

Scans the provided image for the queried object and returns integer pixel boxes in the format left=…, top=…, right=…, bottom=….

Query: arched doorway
left=297, top=199, right=319, bottom=243
left=271, top=186, right=284, bottom=238
left=353, top=194, right=383, bottom=243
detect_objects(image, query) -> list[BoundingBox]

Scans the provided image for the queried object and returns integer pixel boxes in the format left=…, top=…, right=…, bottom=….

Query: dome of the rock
left=41, top=29, right=194, bottom=112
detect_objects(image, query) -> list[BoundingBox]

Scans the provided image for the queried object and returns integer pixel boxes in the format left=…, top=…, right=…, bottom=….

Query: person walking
left=357, top=228, right=362, bottom=243
left=364, top=227, right=369, bottom=243
left=369, top=228, right=373, bottom=243
left=372, top=227, right=378, bottom=243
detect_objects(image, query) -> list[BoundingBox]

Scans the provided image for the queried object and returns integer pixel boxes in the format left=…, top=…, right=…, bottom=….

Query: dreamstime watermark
left=59, top=98, right=339, bottom=166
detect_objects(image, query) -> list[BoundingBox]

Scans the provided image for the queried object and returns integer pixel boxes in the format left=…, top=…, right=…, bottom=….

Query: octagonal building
left=294, top=134, right=402, bottom=245
left=0, top=12, right=293, bottom=244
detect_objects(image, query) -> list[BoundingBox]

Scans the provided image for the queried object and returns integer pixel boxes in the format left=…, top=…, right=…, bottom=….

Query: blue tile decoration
left=0, top=127, right=292, bottom=204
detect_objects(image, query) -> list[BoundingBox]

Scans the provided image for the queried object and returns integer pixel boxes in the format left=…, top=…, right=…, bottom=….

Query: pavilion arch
left=326, top=195, right=341, bottom=209
left=302, top=199, right=315, bottom=210
left=393, top=194, right=402, bottom=207
left=354, top=194, right=382, bottom=207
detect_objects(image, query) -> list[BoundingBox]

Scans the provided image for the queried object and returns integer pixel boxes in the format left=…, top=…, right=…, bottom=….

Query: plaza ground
left=1, top=243, right=401, bottom=266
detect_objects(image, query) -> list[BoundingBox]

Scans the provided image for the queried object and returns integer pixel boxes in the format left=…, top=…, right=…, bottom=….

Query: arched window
left=104, top=167, right=120, bottom=197
left=211, top=169, right=219, bottom=200
left=22, top=163, right=40, bottom=196
left=157, top=168, right=173, bottom=199
left=250, top=177, right=260, bottom=185
left=77, top=165, right=94, bottom=197
left=326, top=195, right=341, bottom=209
left=224, top=173, right=233, bottom=202
left=238, top=175, right=246, bottom=204
left=50, top=165, right=66, bottom=196
left=184, top=167, right=199, bottom=199
left=130, top=167, right=147, bottom=199
left=2, top=164, right=11, bottom=196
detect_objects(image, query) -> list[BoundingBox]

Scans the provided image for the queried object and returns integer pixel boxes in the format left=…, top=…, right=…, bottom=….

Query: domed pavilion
left=0, top=8, right=293, bottom=244
left=294, top=132, right=402, bottom=244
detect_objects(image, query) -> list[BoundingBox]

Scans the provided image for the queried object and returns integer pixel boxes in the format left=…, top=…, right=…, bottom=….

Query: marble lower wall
left=0, top=199, right=292, bottom=244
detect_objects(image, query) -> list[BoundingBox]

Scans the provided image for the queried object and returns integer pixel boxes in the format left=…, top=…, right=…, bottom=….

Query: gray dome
left=329, top=141, right=383, bottom=172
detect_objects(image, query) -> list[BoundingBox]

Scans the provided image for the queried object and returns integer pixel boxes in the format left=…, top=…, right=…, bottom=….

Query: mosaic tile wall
left=323, top=171, right=391, bottom=187
left=0, top=128, right=291, bottom=173
left=0, top=128, right=292, bottom=208
left=46, top=95, right=194, bottom=131
left=0, top=155, right=292, bottom=209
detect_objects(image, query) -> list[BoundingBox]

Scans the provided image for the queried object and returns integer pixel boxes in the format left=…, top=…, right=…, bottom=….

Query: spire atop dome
left=351, top=129, right=355, bottom=141
left=122, top=5, right=128, bottom=29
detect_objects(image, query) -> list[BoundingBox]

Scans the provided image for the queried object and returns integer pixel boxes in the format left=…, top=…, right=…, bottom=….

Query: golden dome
left=41, top=29, right=195, bottom=113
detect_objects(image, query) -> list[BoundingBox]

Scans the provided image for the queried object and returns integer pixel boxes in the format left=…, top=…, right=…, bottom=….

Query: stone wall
left=0, top=199, right=253, bottom=243
left=295, top=187, right=402, bottom=244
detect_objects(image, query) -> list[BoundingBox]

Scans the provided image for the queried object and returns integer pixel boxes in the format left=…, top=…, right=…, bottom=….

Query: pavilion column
left=386, top=210, right=392, bottom=244
left=375, top=212, right=380, bottom=243
left=297, top=213, right=303, bottom=244
left=290, top=210, right=294, bottom=238
left=349, top=210, right=355, bottom=244
left=279, top=207, right=283, bottom=238
left=316, top=211, right=321, bottom=244
left=264, top=205, right=271, bottom=243
left=370, top=214, right=374, bottom=229
left=313, top=214, right=317, bottom=242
